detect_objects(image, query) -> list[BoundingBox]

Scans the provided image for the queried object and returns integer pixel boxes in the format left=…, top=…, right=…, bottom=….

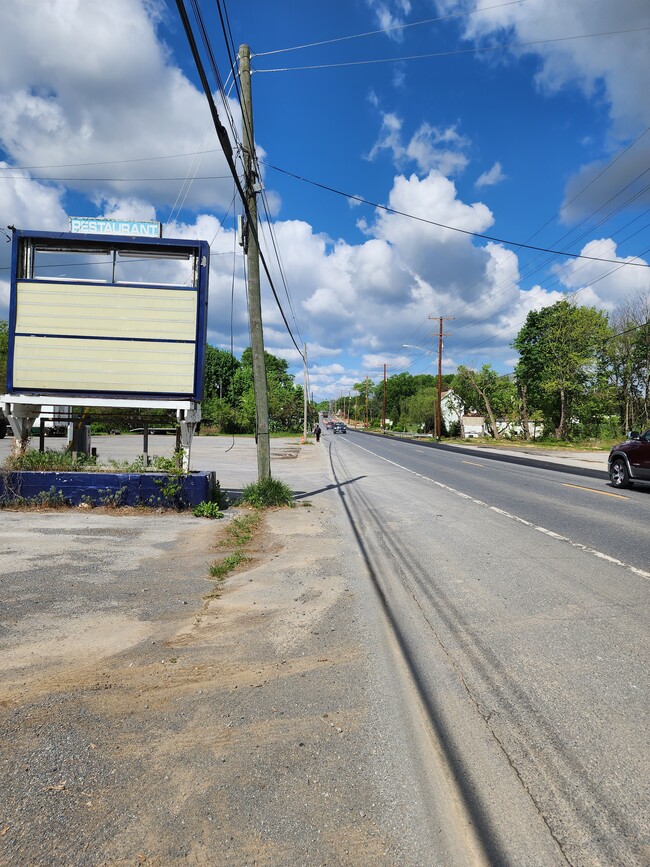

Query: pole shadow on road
left=293, top=476, right=366, bottom=501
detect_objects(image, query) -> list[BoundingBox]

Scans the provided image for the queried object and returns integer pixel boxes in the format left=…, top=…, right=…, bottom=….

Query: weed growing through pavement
left=205, top=513, right=261, bottom=598
left=193, top=501, right=224, bottom=519
left=220, top=512, right=260, bottom=547
left=209, top=552, right=250, bottom=582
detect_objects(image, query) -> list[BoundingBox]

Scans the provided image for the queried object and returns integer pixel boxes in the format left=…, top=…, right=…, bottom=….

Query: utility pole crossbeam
left=428, top=316, right=454, bottom=442
left=240, top=44, right=271, bottom=480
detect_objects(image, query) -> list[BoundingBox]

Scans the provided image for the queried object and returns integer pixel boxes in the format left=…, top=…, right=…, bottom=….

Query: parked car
left=608, top=430, right=650, bottom=488
left=333, top=422, right=347, bottom=435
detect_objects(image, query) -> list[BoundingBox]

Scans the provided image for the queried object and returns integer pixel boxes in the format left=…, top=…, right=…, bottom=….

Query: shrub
left=193, top=501, right=224, bottom=519
left=238, top=477, right=294, bottom=509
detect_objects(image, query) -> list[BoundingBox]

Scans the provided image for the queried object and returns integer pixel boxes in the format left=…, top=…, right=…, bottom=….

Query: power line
left=254, top=0, right=534, bottom=57
left=261, top=160, right=650, bottom=268
left=175, top=1, right=304, bottom=361
left=0, top=174, right=232, bottom=182
left=603, top=320, right=650, bottom=342
left=447, top=182, right=650, bottom=336
left=255, top=28, right=650, bottom=74
left=461, top=245, right=650, bottom=356
left=0, top=149, right=226, bottom=172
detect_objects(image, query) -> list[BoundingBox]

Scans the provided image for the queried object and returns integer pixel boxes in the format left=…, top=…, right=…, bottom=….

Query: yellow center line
left=462, top=460, right=484, bottom=468
left=562, top=483, right=628, bottom=499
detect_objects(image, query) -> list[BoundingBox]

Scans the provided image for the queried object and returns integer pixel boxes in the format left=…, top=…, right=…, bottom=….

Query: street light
left=403, top=344, right=434, bottom=354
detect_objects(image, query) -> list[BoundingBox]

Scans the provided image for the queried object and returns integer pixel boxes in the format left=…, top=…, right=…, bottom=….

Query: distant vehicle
left=333, top=422, right=347, bottom=435
left=31, top=405, right=70, bottom=437
left=608, top=430, right=650, bottom=488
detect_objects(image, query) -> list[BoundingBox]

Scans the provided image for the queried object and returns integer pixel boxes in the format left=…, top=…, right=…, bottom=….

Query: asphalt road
left=340, top=427, right=650, bottom=576
left=322, top=425, right=649, bottom=865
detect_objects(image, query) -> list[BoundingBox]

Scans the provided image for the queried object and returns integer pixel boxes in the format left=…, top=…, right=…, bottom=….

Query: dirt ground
left=0, top=498, right=411, bottom=866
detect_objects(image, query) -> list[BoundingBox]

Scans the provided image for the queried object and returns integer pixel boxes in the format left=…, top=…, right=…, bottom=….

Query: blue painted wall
left=1, top=470, right=217, bottom=508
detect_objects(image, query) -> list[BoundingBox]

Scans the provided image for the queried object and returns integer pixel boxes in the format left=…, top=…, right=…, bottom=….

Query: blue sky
left=1, top=0, right=649, bottom=398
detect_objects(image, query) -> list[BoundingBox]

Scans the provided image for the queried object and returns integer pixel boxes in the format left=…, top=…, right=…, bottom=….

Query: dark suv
left=333, top=422, right=347, bottom=435
left=608, top=430, right=650, bottom=488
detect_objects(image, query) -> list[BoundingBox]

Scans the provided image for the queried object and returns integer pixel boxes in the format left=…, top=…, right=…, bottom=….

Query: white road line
left=348, top=439, right=650, bottom=581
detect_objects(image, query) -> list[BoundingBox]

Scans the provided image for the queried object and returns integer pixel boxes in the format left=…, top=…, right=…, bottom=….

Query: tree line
left=326, top=292, right=650, bottom=441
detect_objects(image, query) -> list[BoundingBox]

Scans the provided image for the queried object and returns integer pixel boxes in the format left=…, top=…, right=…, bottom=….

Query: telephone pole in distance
left=429, top=316, right=454, bottom=442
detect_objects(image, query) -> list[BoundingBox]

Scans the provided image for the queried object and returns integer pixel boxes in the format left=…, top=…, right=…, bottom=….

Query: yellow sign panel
left=15, top=281, right=197, bottom=341
left=12, top=280, right=198, bottom=395
left=13, top=336, right=195, bottom=394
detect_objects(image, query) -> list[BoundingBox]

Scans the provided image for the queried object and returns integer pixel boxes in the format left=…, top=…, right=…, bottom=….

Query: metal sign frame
left=4, top=229, right=210, bottom=405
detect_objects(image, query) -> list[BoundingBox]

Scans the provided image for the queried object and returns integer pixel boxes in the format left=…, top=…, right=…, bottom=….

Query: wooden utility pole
left=382, top=364, right=387, bottom=433
left=428, top=316, right=454, bottom=442
left=240, top=44, right=271, bottom=480
left=365, top=378, right=369, bottom=428
left=302, top=343, right=308, bottom=444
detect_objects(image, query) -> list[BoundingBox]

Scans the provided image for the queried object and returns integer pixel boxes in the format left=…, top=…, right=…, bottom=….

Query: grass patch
left=238, top=477, right=294, bottom=509
left=206, top=512, right=261, bottom=593
left=209, top=552, right=250, bottom=582
left=221, top=512, right=260, bottom=547
left=4, top=449, right=98, bottom=472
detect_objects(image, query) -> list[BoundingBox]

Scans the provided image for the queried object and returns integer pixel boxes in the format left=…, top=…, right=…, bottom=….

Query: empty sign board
left=6, top=230, right=210, bottom=401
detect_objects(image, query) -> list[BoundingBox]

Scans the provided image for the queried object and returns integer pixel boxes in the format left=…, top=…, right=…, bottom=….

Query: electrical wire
left=185, top=0, right=306, bottom=360
left=176, top=0, right=305, bottom=361
left=435, top=132, right=650, bottom=328
left=460, top=245, right=650, bottom=355
left=253, top=0, right=534, bottom=57
left=257, top=185, right=305, bottom=347
left=261, top=160, right=650, bottom=267
left=445, top=182, right=650, bottom=336
left=0, top=174, right=231, bottom=182
left=603, top=320, right=650, bottom=342
left=224, top=189, right=239, bottom=453
left=255, top=28, right=650, bottom=74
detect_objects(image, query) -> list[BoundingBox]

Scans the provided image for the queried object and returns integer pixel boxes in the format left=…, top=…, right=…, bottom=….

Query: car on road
left=333, top=422, right=347, bottom=435
left=608, top=430, right=650, bottom=488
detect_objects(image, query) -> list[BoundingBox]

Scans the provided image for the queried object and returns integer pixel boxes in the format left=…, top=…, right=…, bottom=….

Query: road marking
left=562, top=483, right=628, bottom=500
left=347, top=440, right=650, bottom=580
left=462, top=460, right=484, bottom=468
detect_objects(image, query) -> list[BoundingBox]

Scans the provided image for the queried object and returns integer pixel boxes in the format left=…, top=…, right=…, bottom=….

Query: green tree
left=452, top=364, right=515, bottom=438
left=352, top=378, right=375, bottom=426
left=233, top=348, right=304, bottom=433
left=203, top=345, right=240, bottom=403
left=402, top=386, right=439, bottom=433
left=513, top=300, right=611, bottom=439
